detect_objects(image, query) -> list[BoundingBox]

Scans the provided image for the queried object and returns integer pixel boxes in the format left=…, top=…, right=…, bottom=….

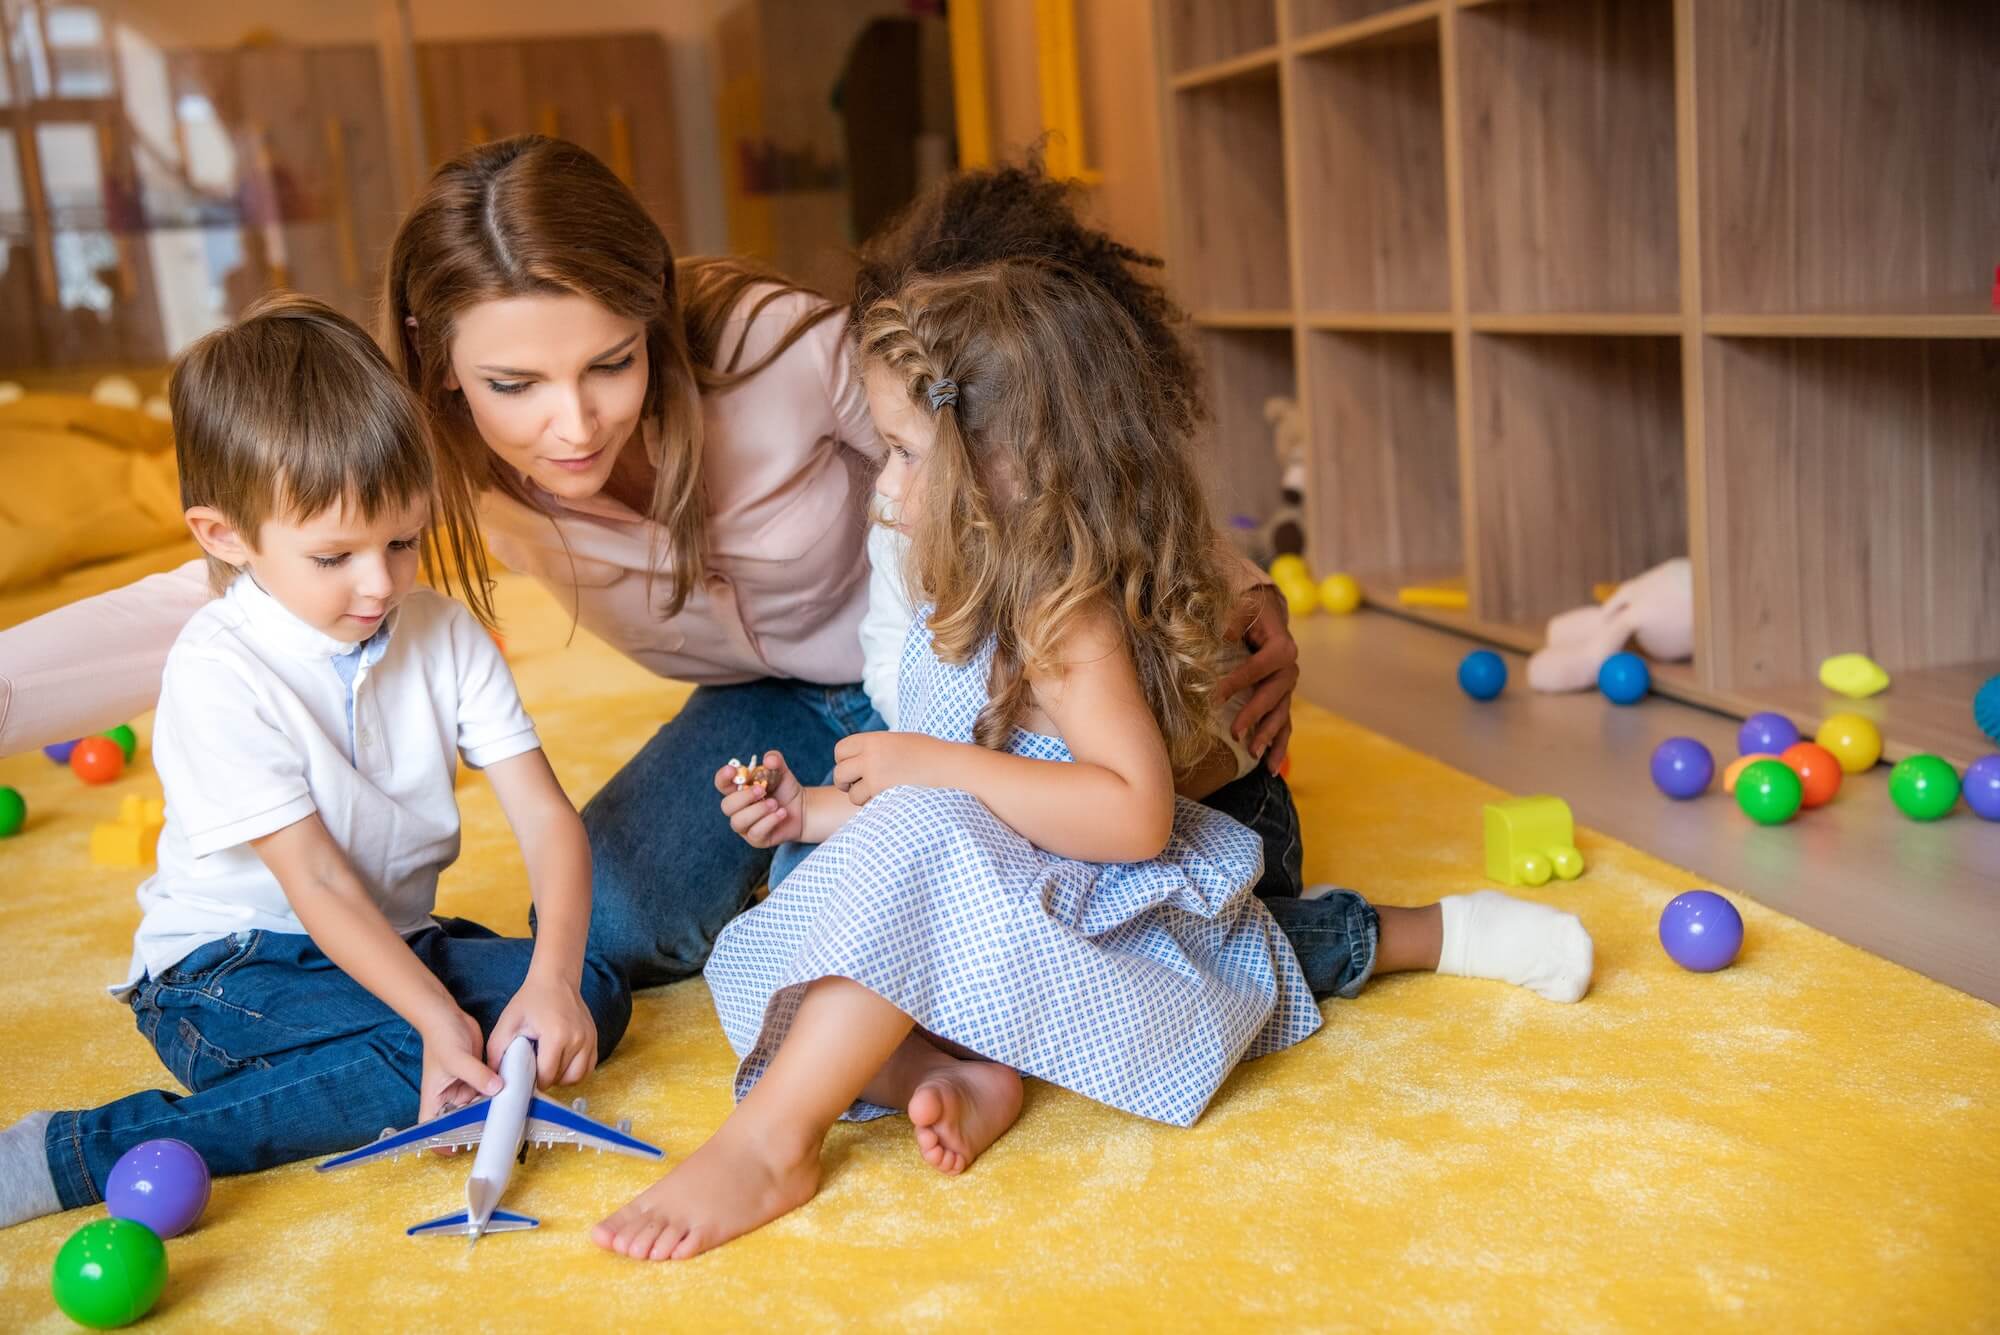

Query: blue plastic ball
left=43, top=739, right=80, bottom=764
left=1738, top=711, right=1801, bottom=756
left=1963, top=755, right=2000, bottom=822
left=106, top=1138, right=210, bottom=1239
left=1598, top=652, right=1651, bottom=705
left=1976, top=675, right=2000, bottom=748
left=1457, top=650, right=1508, bottom=701
left=1650, top=737, right=1714, bottom=799
left=1659, top=891, right=1744, bottom=972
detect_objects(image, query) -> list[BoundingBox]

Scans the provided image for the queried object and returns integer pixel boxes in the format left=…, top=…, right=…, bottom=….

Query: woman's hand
left=831, top=732, right=952, bottom=805
left=715, top=750, right=806, bottom=847
left=1217, top=584, right=1299, bottom=772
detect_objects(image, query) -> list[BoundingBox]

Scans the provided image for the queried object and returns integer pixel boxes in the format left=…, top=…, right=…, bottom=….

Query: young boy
left=0, top=295, right=628, bottom=1228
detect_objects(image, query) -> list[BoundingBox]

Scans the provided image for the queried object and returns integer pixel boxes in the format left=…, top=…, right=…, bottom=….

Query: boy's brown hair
left=168, top=292, right=494, bottom=623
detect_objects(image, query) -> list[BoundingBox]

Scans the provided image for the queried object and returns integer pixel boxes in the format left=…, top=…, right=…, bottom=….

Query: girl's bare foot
left=590, top=1119, right=820, bottom=1261
left=907, top=1060, right=1023, bottom=1175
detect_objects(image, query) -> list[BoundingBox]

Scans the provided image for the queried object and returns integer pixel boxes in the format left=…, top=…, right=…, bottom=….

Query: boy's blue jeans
left=658, top=685, right=1383, bottom=1001
left=45, top=918, right=630, bottom=1210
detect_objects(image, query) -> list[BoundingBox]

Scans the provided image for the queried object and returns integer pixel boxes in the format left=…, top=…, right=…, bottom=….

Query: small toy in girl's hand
left=729, top=752, right=773, bottom=792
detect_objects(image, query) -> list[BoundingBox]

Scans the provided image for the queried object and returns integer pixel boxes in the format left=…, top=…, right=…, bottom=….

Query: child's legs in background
left=43, top=921, right=629, bottom=1210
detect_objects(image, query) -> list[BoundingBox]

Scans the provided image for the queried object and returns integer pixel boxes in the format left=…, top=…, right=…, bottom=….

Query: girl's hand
left=418, top=1008, right=503, bottom=1121
left=487, top=971, right=600, bottom=1089
left=1217, top=585, right=1300, bottom=771
left=831, top=732, right=947, bottom=805
left=715, top=750, right=805, bottom=847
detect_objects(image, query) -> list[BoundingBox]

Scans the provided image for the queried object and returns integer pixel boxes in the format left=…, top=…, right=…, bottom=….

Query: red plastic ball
left=70, top=736, right=127, bottom=785
left=1780, top=741, right=1843, bottom=809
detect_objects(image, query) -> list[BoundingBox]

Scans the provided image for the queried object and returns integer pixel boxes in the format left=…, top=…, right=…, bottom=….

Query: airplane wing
left=523, top=1096, right=664, bottom=1159
left=406, top=1208, right=540, bottom=1238
left=316, top=1099, right=492, bottom=1171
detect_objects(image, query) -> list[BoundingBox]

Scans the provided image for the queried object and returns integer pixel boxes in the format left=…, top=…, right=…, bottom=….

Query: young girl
left=591, top=258, right=1322, bottom=1262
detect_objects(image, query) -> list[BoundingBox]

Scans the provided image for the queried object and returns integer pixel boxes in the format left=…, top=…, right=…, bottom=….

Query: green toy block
left=1483, top=796, right=1584, bottom=887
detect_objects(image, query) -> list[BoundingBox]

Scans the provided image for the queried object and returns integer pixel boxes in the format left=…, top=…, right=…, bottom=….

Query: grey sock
left=0, top=1112, right=62, bottom=1227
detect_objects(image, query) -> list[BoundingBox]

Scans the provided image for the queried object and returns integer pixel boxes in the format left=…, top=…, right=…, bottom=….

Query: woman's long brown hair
left=384, top=134, right=838, bottom=618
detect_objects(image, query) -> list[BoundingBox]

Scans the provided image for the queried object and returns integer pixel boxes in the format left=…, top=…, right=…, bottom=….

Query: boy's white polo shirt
left=115, top=576, right=540, bottom=994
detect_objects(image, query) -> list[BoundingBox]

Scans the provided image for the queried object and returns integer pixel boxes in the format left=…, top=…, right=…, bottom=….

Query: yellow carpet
left=1, top=576, right=1995, bottom=1332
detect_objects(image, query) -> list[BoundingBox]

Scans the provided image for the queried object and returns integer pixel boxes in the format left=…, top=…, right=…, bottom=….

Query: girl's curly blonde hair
left=859, top=259, right=1233, bottom=775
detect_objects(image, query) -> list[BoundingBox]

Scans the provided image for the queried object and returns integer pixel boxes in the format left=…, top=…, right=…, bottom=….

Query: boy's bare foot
left=908, top=1060, right=1023, bottom=1176
left=590, top=1119, right=819, bottom=1261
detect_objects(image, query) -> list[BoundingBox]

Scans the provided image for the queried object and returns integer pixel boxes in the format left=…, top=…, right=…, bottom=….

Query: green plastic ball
left=1734, top=758, right=1803, bottom=825
left=102, top=724, right=138, bottom=762
left=1888, top=754, right=1960, bottom=822
left=0, top=785, right=24, bottom=838
left=51, top=1218, right=166, bottom=1329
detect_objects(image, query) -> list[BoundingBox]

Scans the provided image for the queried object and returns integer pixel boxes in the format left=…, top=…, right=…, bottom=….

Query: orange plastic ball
left=1722, top=752, right=1777, bottom=795
left=1780, top=741, right=1843, bottom=809
left=69, top=736, right=126, bottom=785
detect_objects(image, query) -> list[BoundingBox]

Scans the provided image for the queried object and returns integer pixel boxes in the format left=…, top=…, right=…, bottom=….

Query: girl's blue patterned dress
left=703, top=613, right=1322, bottom=1127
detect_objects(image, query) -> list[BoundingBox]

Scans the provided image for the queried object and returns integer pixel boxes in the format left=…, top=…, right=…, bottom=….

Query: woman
left=0, top=136, right=1301, bottom=991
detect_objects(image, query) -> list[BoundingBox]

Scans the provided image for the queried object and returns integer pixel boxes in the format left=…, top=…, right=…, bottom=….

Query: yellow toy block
left=1483, top=796, right=1584, bottom=887
left=91, top=795, right=166, bottom=868
left=1397, top=584, right=1469, bottom=610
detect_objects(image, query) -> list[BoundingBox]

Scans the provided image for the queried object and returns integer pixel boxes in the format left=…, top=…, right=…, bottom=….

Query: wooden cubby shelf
left=1154, top=0, right=1997, bottom=761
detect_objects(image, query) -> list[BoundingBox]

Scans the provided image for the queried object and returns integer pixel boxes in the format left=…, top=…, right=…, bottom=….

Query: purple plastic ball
left=1737, top=711, right=1800, bottom=756
left=105, top=1139, right=210, bottom=1239
left=43, top=739, right=80, bottom=764
left=1659, top=891, right=1744, bottom=973
left=1964, top=755, right=2000, bottom=822
left=1651, top=737, right=1715, bottom=799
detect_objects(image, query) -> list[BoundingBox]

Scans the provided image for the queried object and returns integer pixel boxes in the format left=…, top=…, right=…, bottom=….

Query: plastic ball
left=0, top=786, right=24, bottom=838
left=70, top=737, right=126, bottom=785
left=1962, top=756, right=2000, bottom=822
left=1515, top=853, right=1551, bottom=887
left=1457, top=650, right=1508, bottom=701
left=1779, top=741, right=1843, bottom=809
left=1815, top=713, right=1882, bottom=775
left=1658, top=891, right=1744, bottom=972
left=1318, top=573, right=1361, bottom=615
left=106, top=1139, right=210, bottom=1239
left=50, top=1218, right=166, bottom=1329
left=1737, top=711, right=1800, bottom=756
left=45, top=739, right=80, bottom=764
left=1279, top=579, right=1317, bottom=618
left=1650, top=737, right=1714, bottom=799
left=1597, top=652, right=1650, bottom=705
left=102, top=724, right=138, bottom=762
left=1888, top=754, right=1959, bottom=822
left=1723, top=753, right=1777, bottom=794
left=1735, top=759, right=1802, bottom=825
left=1547, top=846, right=1585, bottom=881
left=1268, top=555, right=1311, bottom=588
left=1975, top=674, right=2000, bottom=747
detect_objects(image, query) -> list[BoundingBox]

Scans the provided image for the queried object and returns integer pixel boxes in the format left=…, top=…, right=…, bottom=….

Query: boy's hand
left=418, top=1008, right=503, bottom=1122
left=715, top=749, right=805, bottom=847
left=831, top=732, right=948, bottom=805
left=488, top=972, right=599, bottom=1089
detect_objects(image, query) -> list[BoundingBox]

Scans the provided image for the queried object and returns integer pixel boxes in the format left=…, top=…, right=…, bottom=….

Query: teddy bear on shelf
left=1527, top=557, right=1694, bottom=692
left=1228, top=396, right=1309, bottom=567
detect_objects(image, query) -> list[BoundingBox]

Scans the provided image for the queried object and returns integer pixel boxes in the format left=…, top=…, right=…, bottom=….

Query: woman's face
left=445, top=292, right=650, bottom=501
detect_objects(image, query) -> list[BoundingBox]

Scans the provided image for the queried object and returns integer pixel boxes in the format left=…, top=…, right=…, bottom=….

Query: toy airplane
left=317, top=1034, right=663, bottom=1241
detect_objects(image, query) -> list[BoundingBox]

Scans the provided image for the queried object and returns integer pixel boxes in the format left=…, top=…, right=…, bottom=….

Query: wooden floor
left=1293, top=608, right=2000, bottom=1005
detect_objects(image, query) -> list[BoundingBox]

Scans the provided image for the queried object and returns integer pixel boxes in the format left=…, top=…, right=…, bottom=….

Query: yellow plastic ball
left=1815, top=712, right=1883, bottom=774
left=1318, top=573, right=1361, bottom=616
left=1281, top=580, right=1318, bottom=618
left=1269, top=555, right=1312, bottom=588
left=1549, top=846, right=1585, bottom=881
left=1516, top=854, right=1551, bottom=887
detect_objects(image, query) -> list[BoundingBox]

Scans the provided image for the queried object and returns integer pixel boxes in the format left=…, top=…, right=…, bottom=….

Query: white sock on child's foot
left=0, top=1111, right=60, bottom=1228
left=1438, top=891, right=1594, bottom=1002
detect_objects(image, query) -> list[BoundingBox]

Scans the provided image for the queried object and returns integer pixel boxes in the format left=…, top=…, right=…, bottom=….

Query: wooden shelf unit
left=1154, top=0, right=2000, bottom=764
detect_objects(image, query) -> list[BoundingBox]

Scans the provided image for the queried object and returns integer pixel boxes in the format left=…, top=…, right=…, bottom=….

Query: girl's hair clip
left=926, top=378, right=958, bottom=412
